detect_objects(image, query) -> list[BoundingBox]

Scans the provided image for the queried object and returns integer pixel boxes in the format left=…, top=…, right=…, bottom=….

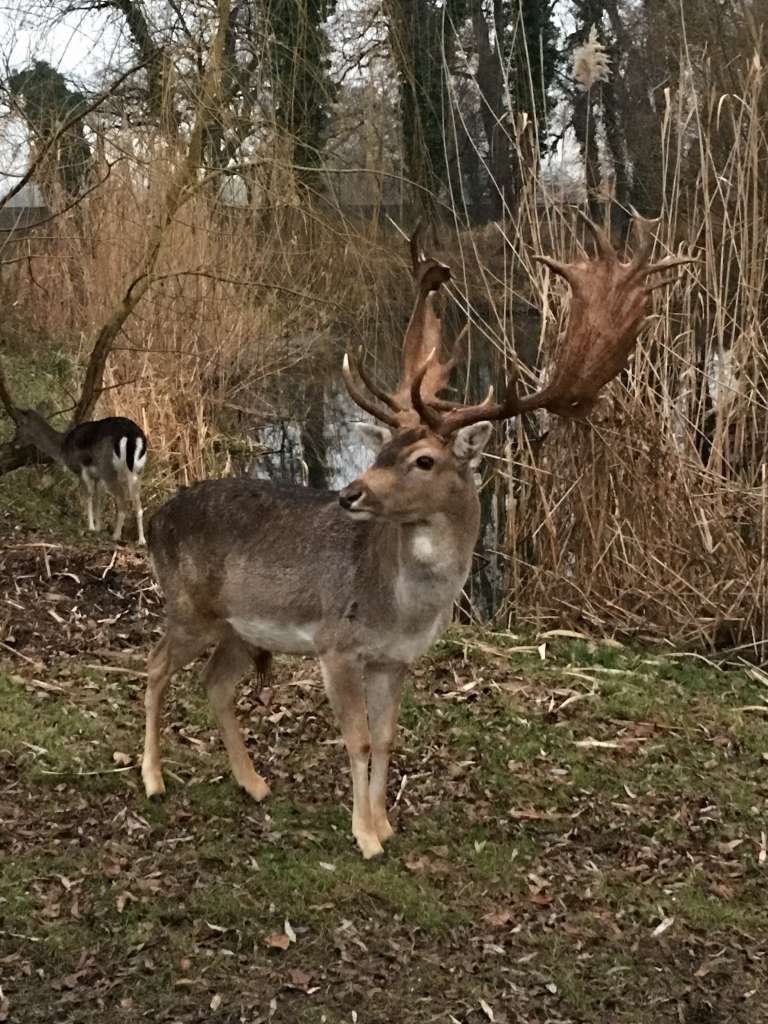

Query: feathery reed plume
left=573, top=26, right=611, bottom=91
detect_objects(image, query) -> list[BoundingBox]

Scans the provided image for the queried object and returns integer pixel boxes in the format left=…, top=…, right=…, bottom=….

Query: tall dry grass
left=1, top=141, right=411, bottom=488
left=458, top=54, right=768, bottom=655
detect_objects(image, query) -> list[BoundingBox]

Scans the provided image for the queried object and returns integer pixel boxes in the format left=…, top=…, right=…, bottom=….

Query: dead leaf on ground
left=482, top=909, right=514, bottom=928
left=480, top=997, right=495, bottom=1021
left=285, top=968, right=313, bottom=991
left=508, top=807, right=560, bottom=821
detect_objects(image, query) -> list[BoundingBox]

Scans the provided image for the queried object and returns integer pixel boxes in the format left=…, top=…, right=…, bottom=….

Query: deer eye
left=414, top=455, right=434, bottom=470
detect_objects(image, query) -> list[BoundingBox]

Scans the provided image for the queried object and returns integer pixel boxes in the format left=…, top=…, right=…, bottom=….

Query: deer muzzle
left=339, top=480, right=374, bottom=516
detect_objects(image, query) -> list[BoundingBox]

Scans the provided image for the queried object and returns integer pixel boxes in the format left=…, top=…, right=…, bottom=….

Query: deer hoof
left=142, top=765, right=166, bottom=799
left=374, top=817, right=395, bottom=843
left=356, top=832, right=385, bottom=860
left=241, top=776, right=270, bottom=802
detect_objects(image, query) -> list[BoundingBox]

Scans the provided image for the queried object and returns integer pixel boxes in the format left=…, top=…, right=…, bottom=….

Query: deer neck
left=393, top=486, right=480, bottom=608
left=22, top=415, right=66, bottom=464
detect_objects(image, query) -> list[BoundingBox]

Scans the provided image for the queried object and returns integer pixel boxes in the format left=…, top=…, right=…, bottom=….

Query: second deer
left=142, top=220, right=688, bottom=857
left=13, top=411, right=148, bottom=544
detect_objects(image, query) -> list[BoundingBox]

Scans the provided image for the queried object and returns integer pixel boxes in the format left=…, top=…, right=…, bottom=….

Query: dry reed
left=468, top=52, right=768, bottom=656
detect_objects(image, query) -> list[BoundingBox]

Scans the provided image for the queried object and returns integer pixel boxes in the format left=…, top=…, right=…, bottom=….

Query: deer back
left=62, top=417, right=148, bottom=480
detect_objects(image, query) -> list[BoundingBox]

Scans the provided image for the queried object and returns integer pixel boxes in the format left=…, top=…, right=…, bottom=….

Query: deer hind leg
left=130, top=477, right=146, bottom=545
left=111, top=487, right=129, bottom=542
left=142, top=627, right=210, bottom=798
left=320, top=653, right=383, bottom=860
left=203, top=637, right=270, bottom=801
left=92, top=481, right=103, bottom=532
left=366, top=663, right=406, bottom=844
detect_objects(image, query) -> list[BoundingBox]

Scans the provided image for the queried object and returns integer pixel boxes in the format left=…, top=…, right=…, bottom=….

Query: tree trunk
left=300, top=384, right=328, bottom=490
left=471, top=3, right=517, bottom=220
left=572, top=88, right=602, bottom=221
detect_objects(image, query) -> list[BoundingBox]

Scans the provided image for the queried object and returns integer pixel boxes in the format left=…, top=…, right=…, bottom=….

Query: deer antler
left=342, top=216, right=693, bottom=437
left=395, top=224, right=456, bottom=405
left=426, top=214, right=695, bottom=435
left=343, top=224, right=459, bottom=429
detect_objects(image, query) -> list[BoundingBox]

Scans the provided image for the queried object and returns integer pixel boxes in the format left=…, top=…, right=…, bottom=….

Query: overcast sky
left=0, top=2, right=125, bottom=187
left=1, top=4, right=121, bottom=77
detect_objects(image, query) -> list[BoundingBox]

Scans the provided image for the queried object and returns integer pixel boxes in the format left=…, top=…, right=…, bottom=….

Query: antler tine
left=409, top=222, right=425, bottom=275
left=640, top=254, right=697, bottom=276
left=626, top=210, right=697, bottom=280
left=342, top=353, right=401, bottom=429
left=354, top=347, right=403, bottom=413
left=409, top=350, right=442, bottom=430
left=628, top=216, right=654, bottom=271
left=433, top=377, right=516, bottom=436
left=429, top=396, right=467, bottom=411
left=532, top=253, right=576, bottom=284
left=577, top=209, right=616, bottom=261
left=646, top=274, right=683, bottom=293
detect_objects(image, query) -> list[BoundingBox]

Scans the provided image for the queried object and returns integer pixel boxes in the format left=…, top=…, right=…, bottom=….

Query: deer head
left=339, top=218, right=691, bottom=521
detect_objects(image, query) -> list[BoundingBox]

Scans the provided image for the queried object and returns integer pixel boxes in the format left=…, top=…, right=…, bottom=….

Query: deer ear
left=355, top=423, right=393, bottom=453
left=452, top=421, right=492, bottom=468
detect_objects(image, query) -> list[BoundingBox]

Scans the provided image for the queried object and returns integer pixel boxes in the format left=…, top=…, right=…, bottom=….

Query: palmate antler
left=343, top=217, right=693, bottom=436
left=342, top=224, right=462, bottom=429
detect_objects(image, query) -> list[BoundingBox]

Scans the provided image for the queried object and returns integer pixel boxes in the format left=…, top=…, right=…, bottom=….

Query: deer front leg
left=127, top=476, right=146, bottom=545
left=320, top=654, right=383, bottom=860
left=92, top=482, right=103, bottom=532
left=134, top=495, right=146, bottom=546
left=366, top=663, right=405, bottom=844
left=113, top=510, right=126, bottom=542
left=80, top=471, right=98, bottom=532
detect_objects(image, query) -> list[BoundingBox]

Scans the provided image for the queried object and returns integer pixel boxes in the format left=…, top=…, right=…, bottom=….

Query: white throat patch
left=411, top=528, right=437, bottom=563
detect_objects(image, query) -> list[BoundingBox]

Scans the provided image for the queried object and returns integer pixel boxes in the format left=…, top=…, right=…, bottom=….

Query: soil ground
left=1, top=519, right=767, bottom=1023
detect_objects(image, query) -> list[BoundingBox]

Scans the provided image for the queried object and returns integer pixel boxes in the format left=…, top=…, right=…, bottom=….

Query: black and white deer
left=13, top=410, right=148, bottom=544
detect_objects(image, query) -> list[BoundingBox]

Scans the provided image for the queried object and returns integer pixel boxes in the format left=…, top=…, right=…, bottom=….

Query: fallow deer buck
left=142, top=220, right=689, bottom=858
left=12, top=411, right=148, bottom=544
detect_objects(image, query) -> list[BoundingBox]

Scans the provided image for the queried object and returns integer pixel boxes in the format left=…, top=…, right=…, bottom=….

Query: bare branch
left=0, top=158, right=119, bottom=240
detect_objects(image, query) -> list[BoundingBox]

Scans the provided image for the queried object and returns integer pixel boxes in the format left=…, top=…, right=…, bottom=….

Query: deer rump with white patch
left=143, top=221, right=688, bottom=858
left=12, top=410, right=148, bottom=544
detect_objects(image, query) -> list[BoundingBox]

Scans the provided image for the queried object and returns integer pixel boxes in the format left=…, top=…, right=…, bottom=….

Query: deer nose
left=339, top=484, right=364, bottom=510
